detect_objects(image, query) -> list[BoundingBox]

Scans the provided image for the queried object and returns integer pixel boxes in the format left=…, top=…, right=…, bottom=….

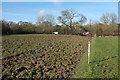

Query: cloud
left=49, top=0, right=61, bottom=2
left=48, top=0, right=62, bottom=6
left=39, top=10, right=48, bottom=16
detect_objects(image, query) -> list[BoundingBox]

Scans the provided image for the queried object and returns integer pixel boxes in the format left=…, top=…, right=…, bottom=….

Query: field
left=2, top=34, right=118, bottom=78
left=72, top=37, right=118, bottom=78
left=2, top=34, right=90, bottom=78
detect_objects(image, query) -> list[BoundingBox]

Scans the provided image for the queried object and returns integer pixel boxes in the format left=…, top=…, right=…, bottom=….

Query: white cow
left=53, top=32, right=58, bottom=35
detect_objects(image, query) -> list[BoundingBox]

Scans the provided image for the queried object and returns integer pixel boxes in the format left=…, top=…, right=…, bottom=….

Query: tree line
left=1, top=9, right=118, bottom=36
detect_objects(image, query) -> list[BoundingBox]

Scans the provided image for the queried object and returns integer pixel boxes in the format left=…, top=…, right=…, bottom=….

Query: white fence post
left=88, top=41, right=90, bottom=64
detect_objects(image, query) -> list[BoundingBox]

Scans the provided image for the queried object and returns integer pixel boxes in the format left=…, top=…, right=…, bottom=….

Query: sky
left=2, top=2, right=118, bottom=24
left=2, top=0, right=119, bottom=2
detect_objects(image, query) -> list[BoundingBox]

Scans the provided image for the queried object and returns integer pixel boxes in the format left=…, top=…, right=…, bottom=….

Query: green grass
left=72, top=37, right=118, bottom=78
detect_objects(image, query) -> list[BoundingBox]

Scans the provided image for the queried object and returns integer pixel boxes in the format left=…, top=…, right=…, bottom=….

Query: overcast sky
left=2, top=2, right=118, bottom=24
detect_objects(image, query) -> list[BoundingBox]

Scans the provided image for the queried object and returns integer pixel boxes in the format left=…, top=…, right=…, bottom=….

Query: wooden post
left=88, top=41, right=90, bottom=64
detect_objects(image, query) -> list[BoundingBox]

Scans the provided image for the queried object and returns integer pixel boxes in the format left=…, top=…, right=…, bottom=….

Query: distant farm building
left=53, top=32, right=58, bottom=35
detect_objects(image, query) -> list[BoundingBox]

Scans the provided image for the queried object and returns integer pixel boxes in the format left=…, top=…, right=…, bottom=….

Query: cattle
left=82, top=32, right=92, bottom=37
left=53, top=32, right=58, bottom=35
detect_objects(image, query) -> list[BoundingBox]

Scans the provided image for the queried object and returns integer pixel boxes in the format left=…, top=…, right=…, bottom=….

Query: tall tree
left=36, top=14, right=54, bottom=26
left=100, top=13, right=110, bottom=24
left=58, top=9, right=78, bottom=28
left=78, top=14, right=87, bottom=25
left=2, top=20, right=11, bottom=34
left=58, top=9, right=87, bottom=28
left=100, top=13, right=117, bottom=25
left=109, top=13, right=117, bottom=23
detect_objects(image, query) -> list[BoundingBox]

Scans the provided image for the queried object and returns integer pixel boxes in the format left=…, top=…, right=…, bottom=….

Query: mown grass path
left=72, top=37, right=118, bottom=78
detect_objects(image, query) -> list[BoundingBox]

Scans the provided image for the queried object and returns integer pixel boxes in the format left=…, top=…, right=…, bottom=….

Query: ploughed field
left=2, top=34, right=90, bottom=78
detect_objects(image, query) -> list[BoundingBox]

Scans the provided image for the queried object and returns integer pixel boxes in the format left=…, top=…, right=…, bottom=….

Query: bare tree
left=58, top=9, right=87, bottom=28
left=109, top=13, right=117, bottom=23
left=58, top=9, right=80, bottom=28
left=36, top=14, right=54, bottom=26
left=100, top=13, right=110, bottom=24
left=78, top=14, right=87, bottom=25
left=100, top=13, right=117, bottom=24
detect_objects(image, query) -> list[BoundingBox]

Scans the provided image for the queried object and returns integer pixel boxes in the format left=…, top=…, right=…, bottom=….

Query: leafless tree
left=109, top=13, right=117, bottom=23
left=100, top=13, right=110, bottom=24
left=100, top=13, right=117, bottom=24
left=58, top=9, right=86, bottom=28
left=78, top=14, right=87, bottom=25
left=58, top=9, right=87, bottom=28
left=36, top=14, right=54, bottom=26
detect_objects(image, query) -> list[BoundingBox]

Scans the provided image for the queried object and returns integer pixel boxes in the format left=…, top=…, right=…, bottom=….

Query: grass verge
left=72, top=37, right=118, bottom=78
